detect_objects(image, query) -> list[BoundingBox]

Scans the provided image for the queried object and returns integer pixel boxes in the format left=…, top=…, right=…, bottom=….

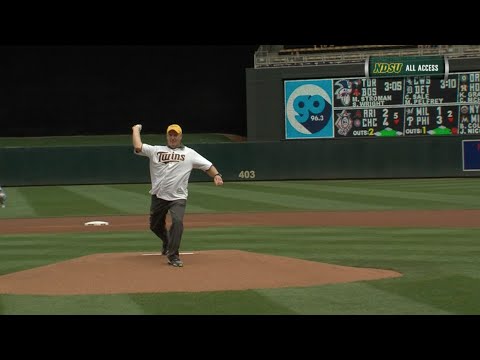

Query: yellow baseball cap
left=166, top=124, right=182, bottom=134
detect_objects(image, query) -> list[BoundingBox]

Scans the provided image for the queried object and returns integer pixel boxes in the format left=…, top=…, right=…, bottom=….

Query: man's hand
left=214, top=174, right=223, bottom=186
left=132, top=124, right=142, bottom=132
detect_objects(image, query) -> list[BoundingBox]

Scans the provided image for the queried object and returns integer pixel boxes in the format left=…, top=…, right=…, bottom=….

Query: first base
left=84, top=221, right=109, bottom=226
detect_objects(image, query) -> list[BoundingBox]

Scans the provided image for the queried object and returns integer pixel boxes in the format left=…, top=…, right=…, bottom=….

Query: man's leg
left=149, top=195, right=170, bottom=254
left=166, top=199, right=187, bottom=261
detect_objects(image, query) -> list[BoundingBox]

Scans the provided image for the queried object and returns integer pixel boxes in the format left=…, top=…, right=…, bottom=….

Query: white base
left=84, top=221, right=110, bottom=226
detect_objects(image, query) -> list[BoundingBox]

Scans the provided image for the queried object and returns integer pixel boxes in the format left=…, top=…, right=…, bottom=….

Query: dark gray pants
left=149, top=195, right=187, bottom=259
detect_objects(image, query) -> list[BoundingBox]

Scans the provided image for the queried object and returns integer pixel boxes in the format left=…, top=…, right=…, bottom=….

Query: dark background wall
left=0, top=45, right=259, bottom=137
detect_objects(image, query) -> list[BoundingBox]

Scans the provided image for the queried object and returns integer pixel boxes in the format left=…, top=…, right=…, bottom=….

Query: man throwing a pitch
left=132, top=123, right=224, bottom=267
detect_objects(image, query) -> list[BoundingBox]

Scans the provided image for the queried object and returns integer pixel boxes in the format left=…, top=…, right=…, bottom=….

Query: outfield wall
left=1, top=137, right=478, bottom=186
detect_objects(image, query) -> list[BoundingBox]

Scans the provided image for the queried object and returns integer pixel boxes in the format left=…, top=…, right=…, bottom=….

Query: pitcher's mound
left=0, top=250, right=402, bottom=295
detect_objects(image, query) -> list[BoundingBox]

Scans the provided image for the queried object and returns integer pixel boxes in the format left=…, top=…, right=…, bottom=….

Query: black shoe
left=168, top=257, right=183, bottom=267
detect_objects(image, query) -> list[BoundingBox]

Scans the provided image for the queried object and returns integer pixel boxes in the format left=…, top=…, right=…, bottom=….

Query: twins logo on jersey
left=285, top=80, right=334, bottom=139
left=158, top=152, right=185, bottom=163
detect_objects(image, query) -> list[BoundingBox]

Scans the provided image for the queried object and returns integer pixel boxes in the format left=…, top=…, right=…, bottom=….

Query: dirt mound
left=0, top=250, right=401, bottom=295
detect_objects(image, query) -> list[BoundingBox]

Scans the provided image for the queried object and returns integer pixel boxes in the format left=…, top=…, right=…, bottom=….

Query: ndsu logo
left=285, top=83, right=332, bottom=135
left=372, top=62, right=403, bottom=74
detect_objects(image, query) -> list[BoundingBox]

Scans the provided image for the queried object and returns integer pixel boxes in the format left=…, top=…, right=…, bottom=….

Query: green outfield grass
left=0, top=133, right=243, bottom=147
left=2, top=178, right=480, bottom=219
left=1, top=178, right=480, bottom=314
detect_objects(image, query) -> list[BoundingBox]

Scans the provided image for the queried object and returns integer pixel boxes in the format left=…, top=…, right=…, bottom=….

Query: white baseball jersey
left=135, top=144, right=212, bottom=200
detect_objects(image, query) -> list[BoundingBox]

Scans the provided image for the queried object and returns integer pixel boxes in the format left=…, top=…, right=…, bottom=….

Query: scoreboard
left=284, top=72, right=480, bottom=139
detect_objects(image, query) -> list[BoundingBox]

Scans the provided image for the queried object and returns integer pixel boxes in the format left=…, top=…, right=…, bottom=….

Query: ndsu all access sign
left=366, top=55, right=448, bottom=79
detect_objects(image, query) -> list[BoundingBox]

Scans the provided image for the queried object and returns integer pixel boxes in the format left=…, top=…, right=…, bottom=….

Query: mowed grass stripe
left=262, top=180, right=480, bottom=209
left=319, top=184, right=480, bottom=208
left=288, top=178, right=480, bottom=201
left=0, top=294, right=147, bottom=315
left=190, top=184, right=382, bottom=211
left=387, top=178, right=480, bottom=192
left=314, top=253, right=480, bottom=264
left=184, top=203, right=219, bottom=213
left=107, top=184, right=214, bottom=213
left=107, top=183, right=216, bottom=212
left=12, top=186, right=118, bottom=217
left=213, top=182, right=398, bottom=210
left=422, top=180, right=480, bottom=194
left=0, top=188, right=37, bottom=218
left=0, top=236, right=158, bottom=252
left=67, top=184, right=218, bottom=215
left=315, top=178, right=480, bottom=190
left=257, top=282, right=450, bottom=315
left=182, top=226, right=480, bottom=240
left=180, top=234, right=480, bottom=254
left=128, top=290, right=295, bottom=315
left=3, top=290, right=293, bottom=316
left=370, top=274, right=480, bottom=314
left=63, top=185, right=150, bottom=214
left=230, top=182, right=446, bottom=210
left=187, top=188, right=294, bottom=212
left=0, top=231, right=159, bottom=275
left=0, top=243, right=169, bottom=255
left=0, top=231, right=154, bottom=243
left=108, top=183, right=151, bottom=196
left=0, top=258, right=79, bottom=275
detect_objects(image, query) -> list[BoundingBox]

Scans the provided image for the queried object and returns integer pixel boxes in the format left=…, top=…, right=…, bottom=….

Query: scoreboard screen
left=284, top=72, right=480, bottom=139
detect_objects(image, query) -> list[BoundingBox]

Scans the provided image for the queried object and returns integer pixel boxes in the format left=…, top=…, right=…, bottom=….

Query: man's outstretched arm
left=132, top=124, right=143, bottom=153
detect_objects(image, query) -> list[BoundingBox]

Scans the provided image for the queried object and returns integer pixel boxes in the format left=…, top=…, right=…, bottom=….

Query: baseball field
left=1, top=178, right=479, bottom=314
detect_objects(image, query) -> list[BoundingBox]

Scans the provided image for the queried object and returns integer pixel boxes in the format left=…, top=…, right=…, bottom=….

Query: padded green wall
left=1, top=137, right=477, bottom=187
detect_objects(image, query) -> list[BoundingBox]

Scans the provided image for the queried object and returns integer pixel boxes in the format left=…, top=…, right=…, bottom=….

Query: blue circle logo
left=286, top=83, right=332, bottom=136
